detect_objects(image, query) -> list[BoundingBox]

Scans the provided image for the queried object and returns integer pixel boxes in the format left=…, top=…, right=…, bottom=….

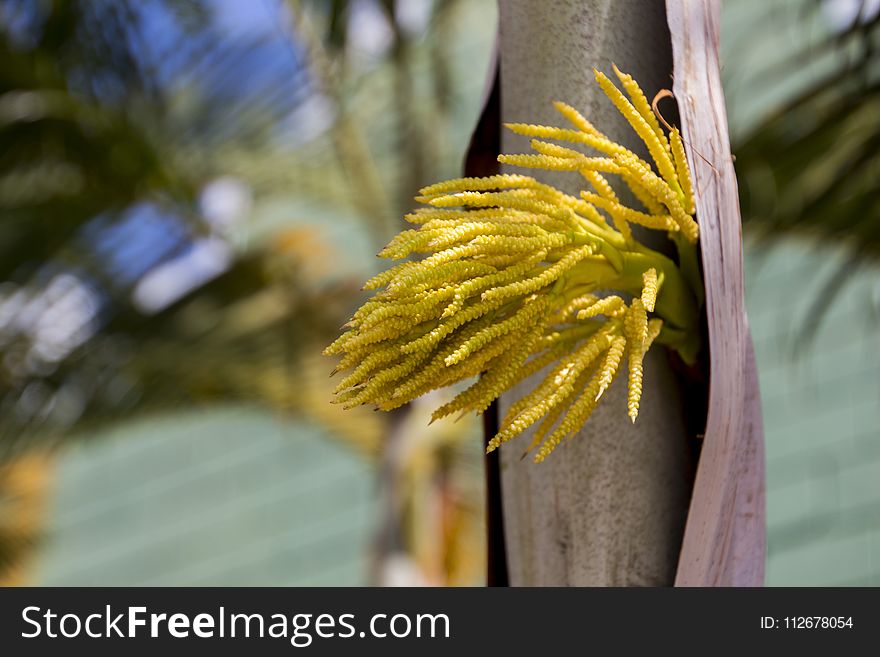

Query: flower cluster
left=325, top=67, right=701, bottom=462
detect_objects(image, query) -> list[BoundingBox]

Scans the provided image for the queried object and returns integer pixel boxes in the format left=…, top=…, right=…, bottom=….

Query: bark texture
left=667, top=0, right=766, bottom=586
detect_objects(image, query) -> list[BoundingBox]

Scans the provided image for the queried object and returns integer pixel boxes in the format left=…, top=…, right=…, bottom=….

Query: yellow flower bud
left=641, top=268, right=659, bottom=312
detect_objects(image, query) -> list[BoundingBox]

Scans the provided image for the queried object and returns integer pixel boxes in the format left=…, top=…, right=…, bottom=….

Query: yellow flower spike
left=388, top=260, right=498, bottom=295
left=332, top=386, right=363, bottom=407
left=421, top=222, right=556, bottom=254
left=624, top=298, right=649, bottom=422
left=328, top=70, right=703, bottom=462
left=580, top=191, right=633, bottom=241
left=478, top=186, right=597, bottom=230
left=612, top=64, right=671, bottom=155
left=628, top=297, right=649, bottom=346
left=593, top=68, right=680, bottom=192
left=576, top=295, right=626, bottom=319
left=401, top=296, right=508, bottom=356
left=352, top=294, right=412, bottom=323
left=498, top=330, right=588, bottom=398
left=620, top=171, right=666, bottom=215
left=504, top=122, right=626, bottom=157
left=612, top=152, right=671, bottom=207
left=487, top=335, right=607, bottom=454
left=424, top=208, right=566, bottom=232
left=498, top=153, right=619, bottom=174
left=445, top=296, right=547, bottom=367
left=527, top=139, right=582, bottom=159
left=386, top=317, right=496, bottom=404
left=339, top=315, right=421, bottom=354
left=418, top=173, right=536, bottom=197
left=341, top=350, right=429, bottom=408
left=552, top=100, right=602, bottom=136
left=471, top=254, right=533, bottom=268
left=522, top=401, right=567, bottom=457
left=575, top=201, right=613, bottom=233
left=534, top=366, right=605, bottom=462
left=427, top=190, right=582, bottom=230
left=382, top=230, right=446, bottom=258
left=581, top=191, right=676, bottom=233
left=670, top=128, right=696, bottom=215
left=614, top=152, right=699, bottom=242
left=494, top=325, right=614, bottom=441
left=405, top=207, right=519, bottom=225
left=403, top=207, right=454, bottom=224
left=526, top=140, right=622, bottom=171
left=430, top=362, right=512, bottom=422
left=335, top=344, right=374, bottom=371
left=554, top=293, right=600, bottom=322
left=431, top=235, right=563, bottom=264
left=625, top=351, right=645, bottom=422
left=323, top=329, right=357, bottom=356
left=434, top=322, right=548, bottom=422
left=358, top=286, right=455, bottom=330
left=430, top=327, right=540, bottom=413
left=334, top=343, right=404, bottom=390
left=362, top=261, right=417, bottom=291
left=378, top=228, right=422, bottom=257
left=520, top=137, right=660, bottom=217
left=519, top=188, right=592, bottom=216
left=521, top=362, right=596, bottom=457
left=496, top=356, right=573, bottom=433
left=595, top=335, right=627, bottom=401
left=480, top=246, right=595, bottom=304
left=454, top=330, right=526, bottom=380
left=664, top=192, right=699, bottom=244
left=644, top=317, right=663, bottom=352
left=389, top=243, right=526, bottom=290
left=581, top=170, right=618, bottom=203
left=612, top=151, right=667, bottom=194
left=384, top=336, right=476, bottom=403
left=595, top=320, right=661, bottom=420
left=442, top=255, right=544, bottom=318
left=528, top=139, right=651, bottom=182
left=419, top=174, right=610, bottom=225
left=641, top=268, right=659, bottom=312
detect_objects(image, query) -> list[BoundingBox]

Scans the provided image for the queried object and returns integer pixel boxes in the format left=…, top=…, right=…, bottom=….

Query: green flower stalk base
left=325, top=67, right=703, bottom=463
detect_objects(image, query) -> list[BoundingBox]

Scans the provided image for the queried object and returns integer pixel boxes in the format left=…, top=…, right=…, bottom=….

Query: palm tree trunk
left=495, top=0, right=694, bottom=586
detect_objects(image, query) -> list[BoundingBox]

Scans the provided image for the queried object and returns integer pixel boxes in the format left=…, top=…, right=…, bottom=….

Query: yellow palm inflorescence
left=325, top=68, right=702, bottom=462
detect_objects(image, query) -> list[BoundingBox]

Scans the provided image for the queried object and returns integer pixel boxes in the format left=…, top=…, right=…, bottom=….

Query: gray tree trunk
left=497, top=0, right=693, bottom=586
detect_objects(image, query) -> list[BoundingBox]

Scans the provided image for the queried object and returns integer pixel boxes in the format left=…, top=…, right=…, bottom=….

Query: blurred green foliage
left=0, top=0, right=493, bottom=585
left=0, top=0, right=330, bottom=456
left=732, top=0, right=880, bottom=339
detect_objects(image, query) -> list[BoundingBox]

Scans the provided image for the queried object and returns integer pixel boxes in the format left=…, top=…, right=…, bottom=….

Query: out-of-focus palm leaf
left=736, top=54, right=880, bottom=252
left=0, top=0, right=471, bottom=457
left=733, top=0, right=880, bottom=340
left=0, top=0, right=322, bottom=457
left=0, top=0, right=490, bottom=584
